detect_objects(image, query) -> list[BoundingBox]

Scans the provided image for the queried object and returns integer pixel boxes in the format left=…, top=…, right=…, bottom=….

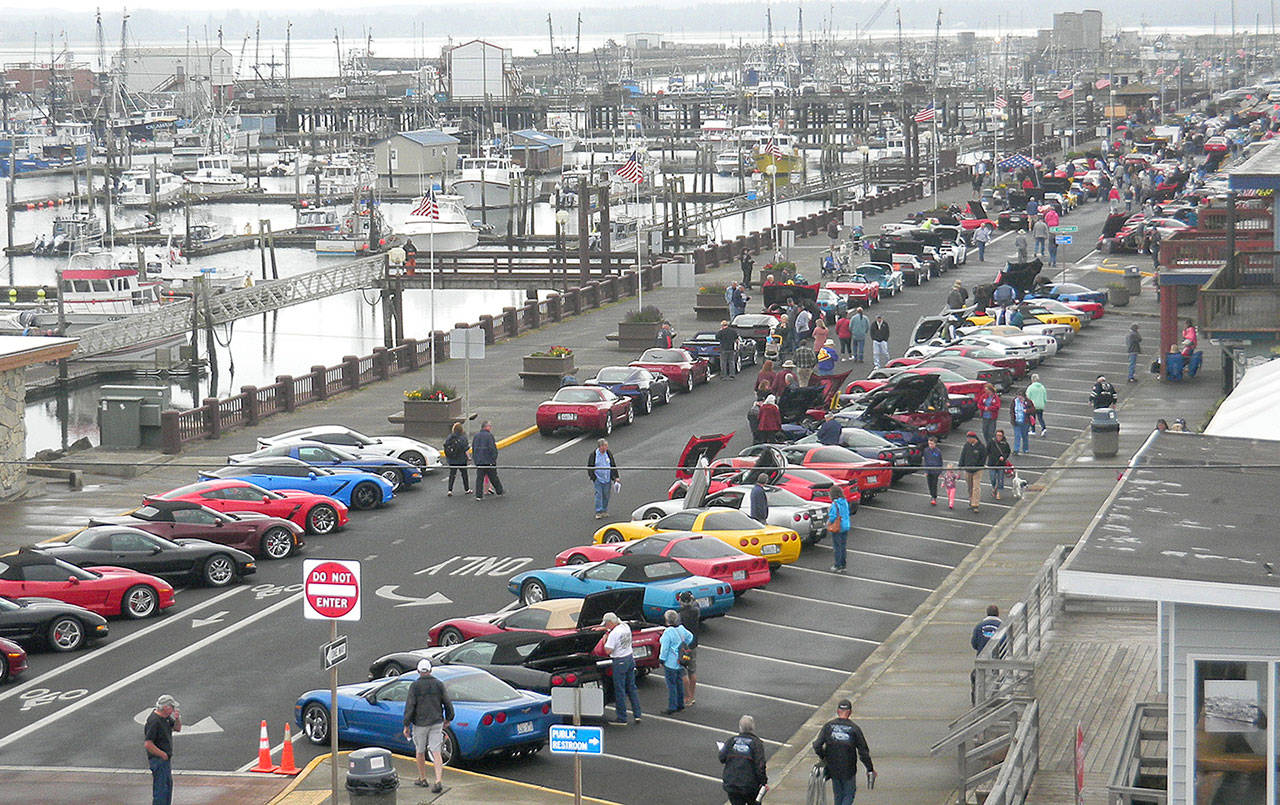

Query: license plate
left=866, top=475, right=879, bottom=484
left=732, top=570, right=747, bottom=581
left=515, top=721, right=533, bottom=735
left=696, top=597, right=712, bottom=609
left=557, top=412, right=576, bottom=421
left=761, top=544, right=780, bottom=555
left=634, top=646, right=651, bottom=658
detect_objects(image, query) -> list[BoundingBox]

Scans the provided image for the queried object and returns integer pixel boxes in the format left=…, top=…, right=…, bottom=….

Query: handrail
left=984, top=700, right=1040, bottom=805
left=1107, top=702, right=1168, bottom=805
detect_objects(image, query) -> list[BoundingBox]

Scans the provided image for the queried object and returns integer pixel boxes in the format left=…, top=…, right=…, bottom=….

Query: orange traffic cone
left=275, top=723, right=300, bottom=776
left=250, top=720, right=278, bottom=773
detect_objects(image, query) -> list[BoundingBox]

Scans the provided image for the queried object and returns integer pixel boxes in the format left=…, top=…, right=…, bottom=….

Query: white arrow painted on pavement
left=191, top=611, right=228, bottom=628
left=133, top=709, right=224, bottom=735
left=374, top=586, right=453, bottom=608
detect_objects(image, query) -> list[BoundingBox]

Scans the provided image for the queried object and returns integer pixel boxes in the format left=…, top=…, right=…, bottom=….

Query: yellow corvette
left=967, top=309, right=1081, bottom=331
left=592, top=507, right=802, bottom=566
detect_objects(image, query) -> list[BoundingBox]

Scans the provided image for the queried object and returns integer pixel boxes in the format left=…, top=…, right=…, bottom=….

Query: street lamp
left=765, top=163, right=779, bottom=259
left=1086, top=95, right=1094, bottom=133
left=858, top=145, right=870, bottom=198
left=555, top=208, right=571, bottom=291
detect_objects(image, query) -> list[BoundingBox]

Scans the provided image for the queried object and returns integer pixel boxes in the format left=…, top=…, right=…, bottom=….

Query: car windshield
left=0, top=596, right=18, bottom=611
left=553, top=388, right=603, bottom=403
left=700, top=510, right=763, bottom=530
left=445, top=671, right=522, bottom=703
left=639, top=349, right=684, bottom=363
left=810, top=446, right=861, bottom=463
left=688, top=333, right=716, bottom=342
left=732, top=315, right=772, bottom=326
left=669, top=538, right=740, bottom=559
left=838, top=428, right=891, bottom=447
left=594, top=368, right=634, bottom=383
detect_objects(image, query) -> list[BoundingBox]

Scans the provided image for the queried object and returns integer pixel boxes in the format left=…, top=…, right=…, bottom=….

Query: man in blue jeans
left=827, top=491, right=853, bottom=573
left=586, top=439, right=619, bottom=518
left=601, top=612, right=642, bottom=724
left=144, top=694, right=182, bottom=805
left=812, top=699, right=876, bottom=805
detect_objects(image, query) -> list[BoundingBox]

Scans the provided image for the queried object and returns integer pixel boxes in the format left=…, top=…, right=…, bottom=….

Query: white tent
left=1203, top=358, right=1280, bottom=440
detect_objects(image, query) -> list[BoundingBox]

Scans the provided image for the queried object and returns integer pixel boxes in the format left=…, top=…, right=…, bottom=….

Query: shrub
left=624, top=305, right=665, bottom=323
left=404, top=382, right=458, bottom=401
left=698, top=284, right=728, bottom=296
left=528, top=346, right=574, bottom=358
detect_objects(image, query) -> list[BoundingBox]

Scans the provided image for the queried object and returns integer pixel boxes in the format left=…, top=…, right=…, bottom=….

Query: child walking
left=940, top=463, right=960, bottom=510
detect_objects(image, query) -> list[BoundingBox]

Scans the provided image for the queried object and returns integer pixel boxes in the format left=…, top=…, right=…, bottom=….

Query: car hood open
left=677, top=434, right=734, bottom=479
left=577, top=588, right=648, bottom=628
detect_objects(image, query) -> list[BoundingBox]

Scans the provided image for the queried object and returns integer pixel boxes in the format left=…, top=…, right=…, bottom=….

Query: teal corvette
left=507, top=554, right=735, bottom=621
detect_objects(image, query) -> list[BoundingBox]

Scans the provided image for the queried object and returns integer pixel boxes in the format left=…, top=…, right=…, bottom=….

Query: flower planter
left=397, top=397, right=463, bottom=440
left=616, top=321, right=662, bottom=351
left=1107, top=285, right=1130, bottom=307
left=521, top=354, right=576, bottom=391
left=695, top=293, right=730, bottom=321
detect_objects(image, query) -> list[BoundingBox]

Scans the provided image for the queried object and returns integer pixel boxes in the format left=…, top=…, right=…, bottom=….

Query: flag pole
left=429, top=193, right=436, bottom=387
left=636, top=171, right=642, bottom=312
left=1029, top=81, right=1036, bottom=162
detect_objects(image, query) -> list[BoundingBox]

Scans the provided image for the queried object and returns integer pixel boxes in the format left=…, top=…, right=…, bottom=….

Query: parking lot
left=0, top=196, right=1135, bottom=803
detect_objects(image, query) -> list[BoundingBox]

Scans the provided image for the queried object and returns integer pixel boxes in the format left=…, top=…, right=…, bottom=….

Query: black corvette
left=36, top=526, right=257, bottom=588
left=0, top=595, right=109, bottom=652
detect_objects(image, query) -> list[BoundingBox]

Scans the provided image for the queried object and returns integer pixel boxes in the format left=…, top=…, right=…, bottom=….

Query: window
left=583, top=563, right=626, bottom=583
left=1191, top=659, right=1273, bottom=805
left=624, top=538, right=668, bottom=556
left=701, top=511, right=762, bottom=531
left=656, top=512, right=698, bottom=531
left=709, top=491, right=744, bottom=508
left=218, top=487, right=263, bottom=502
left=22, top=564, right=75, bottom=582
left=298, top=446, right=337, bottom=463
left=375, top=678, right=411, bottom=702
left=670, top=539, right=737, bottom=559
left=553, top=388, right=602, bottom=403
left=501, top=608, right=551, bottom=630
left=445, top=642, right=497, bottom=665
left=110, top=532, right=158, bottom=552
left=638, top=561, right=686, bottom=580
left=171, top=509, right=221, bottom=526
left=445, top=672, right=518, bottom=703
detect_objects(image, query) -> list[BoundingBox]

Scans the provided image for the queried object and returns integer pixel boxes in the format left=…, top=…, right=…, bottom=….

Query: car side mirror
left=215, top=520, right=224, bottom=527
left=263, top=496, right=271, bottom=503
left=308, top=472, right=317, bottom=479
left=68, top=576, right=79, bottom=585
left=151, top=547, right=163, bottom=555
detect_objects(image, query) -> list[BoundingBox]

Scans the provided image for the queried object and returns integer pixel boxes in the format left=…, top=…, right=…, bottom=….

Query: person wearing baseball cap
left=403, top=658, right=454, bottom=792
left=959, top=430, right=987, bottom=512
left=144, top=694, right=182, bottom=805
left=812, top=699, right=875, bottom=805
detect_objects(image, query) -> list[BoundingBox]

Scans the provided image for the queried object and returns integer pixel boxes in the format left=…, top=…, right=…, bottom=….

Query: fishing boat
left=451, top=155, right=524, bottom=210
left=37, top=211, right=104, bottom=255
left=156, top=264, right=255, bottom=293
left=268, top=146, right=316, bottom=177
left=315, top=203, right=391, bottom=255
left=54, top=251, right=168, bottom=326
left=317, top=155, right=372, bottom=197
left=184, top=155, right=247, bottom=189
left=118, top=168, right=184, bottom=207
left=398, top=193, right=479, bottom=252
left=714, top=149, right=752, bottom=176
left=748, top=129, right=803, bottom=175
left=295, top=206, right=341, bottom=232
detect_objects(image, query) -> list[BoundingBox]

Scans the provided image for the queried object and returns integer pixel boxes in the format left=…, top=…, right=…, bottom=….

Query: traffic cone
left=250, top=720, right=278, bottom=773
left=274, top=723, right=300, bottom=776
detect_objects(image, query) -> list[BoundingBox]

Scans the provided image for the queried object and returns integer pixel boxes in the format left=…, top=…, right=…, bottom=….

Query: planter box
left=1107, top=286, right=1130, bottom=307
left=695, top=293, right=730, bottom=322
left=616, top=320, right=661, bottom=351
left=522, top=355, right=576, bottom=376
left=393, top=397, right=463, bottom=440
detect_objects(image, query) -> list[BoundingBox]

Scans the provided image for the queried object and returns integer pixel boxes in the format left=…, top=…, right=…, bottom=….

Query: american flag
left=1095, top=78, right=1111, bottom=90
left=994, top=95, right=1008, bottom=109
left=1173, top=66, right=1181, bottom=76
left=913, top=104, right=936, bottom=123
left=1057, top=87, right=1074, bottom=100
left=1155, top=66, right=1165, bottom=77
left=1022, top=89, right=1034, bottom=103
left=411, top=189, right=439, bottom=219
left=615, top=151, right=645, bottom=184
left=763, top=138, right=784, bottom=159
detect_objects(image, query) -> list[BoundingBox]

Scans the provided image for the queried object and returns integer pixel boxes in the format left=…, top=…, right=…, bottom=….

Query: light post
left=1086, top=95, right=1094, bottom=138
left=766, top=162, right=779, bottom=258
left=858, top=145, right=870, bottom=199
left=555, top=208, right=570, bottom=291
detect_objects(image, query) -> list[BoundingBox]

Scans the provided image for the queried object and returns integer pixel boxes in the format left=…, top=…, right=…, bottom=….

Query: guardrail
left=1107, top=702, right=1169, bottom=805
left=1199, top=252, right=1280, bottom=335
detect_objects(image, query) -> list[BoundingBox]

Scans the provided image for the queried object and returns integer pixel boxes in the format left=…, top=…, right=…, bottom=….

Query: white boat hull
left=396, top=224, right=479, bottom=252
left=452, top=179, right=515, bottom=210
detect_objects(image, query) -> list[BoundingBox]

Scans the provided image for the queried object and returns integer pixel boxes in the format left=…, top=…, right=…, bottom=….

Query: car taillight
left=793, top=513, right=802, bottom=521
left=877, top=451, right=892, bottom=461
left=495, top=712, right=507, bottom=723
left=564, top=672, right=578, bottom=685
left=542, top=704, right=552, bottom=714
left=740, top=538, right=750, bottom=547
left=620, top=384, right=640, bottom=392
left=750, top=537, right=759, bottom=546
left=551, top=675, right=563, bottom=686
left=803, top=513, right=810, bottom=520
left=481, top=714, right=494, bottom=725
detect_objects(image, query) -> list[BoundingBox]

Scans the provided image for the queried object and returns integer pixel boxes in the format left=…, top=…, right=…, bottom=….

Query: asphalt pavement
left=0, top=182, right=1133, bottom=804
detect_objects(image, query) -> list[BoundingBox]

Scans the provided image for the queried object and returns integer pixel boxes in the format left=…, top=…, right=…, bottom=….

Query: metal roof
left=1059, top=430, right=1280, bottom=611
left=511, top=129, right=565, bottom=147
left=1228, top=137, right=1280, bottom=190
left=389, top=130, right=460, bottom=148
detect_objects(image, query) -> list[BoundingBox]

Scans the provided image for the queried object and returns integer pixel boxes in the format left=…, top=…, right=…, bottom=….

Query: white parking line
left=782, top=563, right=933, bottom=591
left=852, top=524, right=975, bottom=548
left=889, top=487, right=1014, bottom=510
left=698, top=645, right=850, bottom=675
left=804, top=541, right=954, bottom=570
left=236, top=727, right=304, bottom=772
left=0, top=586, right=246, bottom=704
left=0, top=591, right=301, bottom=750
left=750, top=588, right=910, bottom=618
left=1041, top=411, right=1095, bottom=421
left=723, top=615, right=883, bottom=647
left=697, top=682, right=820, bottom=709
left=878, top=507, right=995, bottom=527
left=545, top=435, right=589, bottom=455
left=640, top=713, right=786, bottom=747
left=601, top=753, right=723, bottom=782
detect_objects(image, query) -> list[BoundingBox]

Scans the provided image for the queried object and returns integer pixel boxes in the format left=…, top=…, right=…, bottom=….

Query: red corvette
left=0, top=549, right=175, bottom=619
left=630, top=348, right=711, bottom=393
left=825, top=274, right=880, bottom=305
left=555, top=533, right=771, bottom=595
left=536, top=385, right=634, bottom=437
left=735, top=444, right=893, bottom=497
left=846, top=366, right=986, bottom=399
left=155, top=479, right=348, bottom=535
left=2, top=636, right=27, bottom=683
left=425, top=589, right=664, bottom=672
left=890, top=346, right=1028, bottom=379
left=671, top=434, right=860, bottom=503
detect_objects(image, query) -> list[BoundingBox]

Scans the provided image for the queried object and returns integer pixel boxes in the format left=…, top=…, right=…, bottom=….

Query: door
left=345, top=677, right=412, bottom=750
left=112, top=531, right=189, bottom=577
left=168, top=508, right=237, bottom=548
left=18, top=564, right=104, bottom=611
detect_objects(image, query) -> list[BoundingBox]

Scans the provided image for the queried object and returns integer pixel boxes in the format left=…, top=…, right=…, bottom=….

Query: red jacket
left=835, top=318, right=852, bottom=338
left=757, top=402, right=782, bottom=432
left=977, top=391, right=1002, bottom=419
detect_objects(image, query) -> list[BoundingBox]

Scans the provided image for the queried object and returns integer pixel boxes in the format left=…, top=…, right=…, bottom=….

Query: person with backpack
left=1025, top=374, right=1048, bottom=435
left=1090, top=375, right=1117, bottom=409
left=442, top=422, right=470, bottom=497
left=659, top=610, right=693, bottom=714
left=1009, top=392, right=1034, bottom=455
left=755, top=395, right=782, bottom=444
left=826, top=488, right=854, bottom=573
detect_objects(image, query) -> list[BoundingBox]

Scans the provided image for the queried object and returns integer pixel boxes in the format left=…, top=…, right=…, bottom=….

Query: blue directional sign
left=548, top=724, right=604, bottom=755
left=1055, top=235, right=1073, bottom=245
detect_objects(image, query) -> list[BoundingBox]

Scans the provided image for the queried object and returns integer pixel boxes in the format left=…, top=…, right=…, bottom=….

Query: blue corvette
left=1028, top=281, right=1109, bottom=306
left=295, top=665, right=559, bottom=765
left=584, top=366, right=671, bottom=415
left=200, top=457, right=395, bottom=510
left=228, top=441, right=422, bottom=490
left=507, top=554, right=735, bottom=622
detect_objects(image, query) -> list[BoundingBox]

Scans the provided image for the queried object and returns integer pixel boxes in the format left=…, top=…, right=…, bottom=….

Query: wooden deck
left=1026, top=610, right=1162, bottom=805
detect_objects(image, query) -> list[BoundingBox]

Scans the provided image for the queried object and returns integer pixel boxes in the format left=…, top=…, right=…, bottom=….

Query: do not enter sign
left=303, top=559, right=362, bottom=621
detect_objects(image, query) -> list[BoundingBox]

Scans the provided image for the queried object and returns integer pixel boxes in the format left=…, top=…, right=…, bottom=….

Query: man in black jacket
left=471, top=421, right=504, bottom=500
left=869, top=315, right=890, bottom=369
left=717, top=320, right=739, bottom=379
left=402, top=659, right=454, bottom=792
left=720, top=715, right=768, bottom=804
left=587, top=439, right=619, bottom=519
left=958, top=430, right=986, bottom=512
left=812, top=699, right=875, bottom=805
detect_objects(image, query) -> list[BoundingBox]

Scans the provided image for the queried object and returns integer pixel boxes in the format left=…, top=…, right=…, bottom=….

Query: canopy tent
left=998, top=153, right=1035, bottom=171
left=1203, top=358, right=1280, bottom=440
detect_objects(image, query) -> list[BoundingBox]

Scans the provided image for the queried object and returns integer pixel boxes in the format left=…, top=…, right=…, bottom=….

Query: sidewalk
left=0, top=765, right=290, bottom=804
left=763, top=268, right=1225, bottom=803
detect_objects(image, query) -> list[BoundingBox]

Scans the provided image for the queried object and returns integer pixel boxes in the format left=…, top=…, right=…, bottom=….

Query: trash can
left=345, top=746, right=398, bottom=796
left=1123, top=264, right=1142, bottom=296
left=1091, top=408, right=1120, bottom=458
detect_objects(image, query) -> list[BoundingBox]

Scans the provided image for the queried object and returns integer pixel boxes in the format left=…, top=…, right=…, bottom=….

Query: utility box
left=99, top=386, right=169, bottom=449
left=1090, top=407, right=1120, bottom=458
